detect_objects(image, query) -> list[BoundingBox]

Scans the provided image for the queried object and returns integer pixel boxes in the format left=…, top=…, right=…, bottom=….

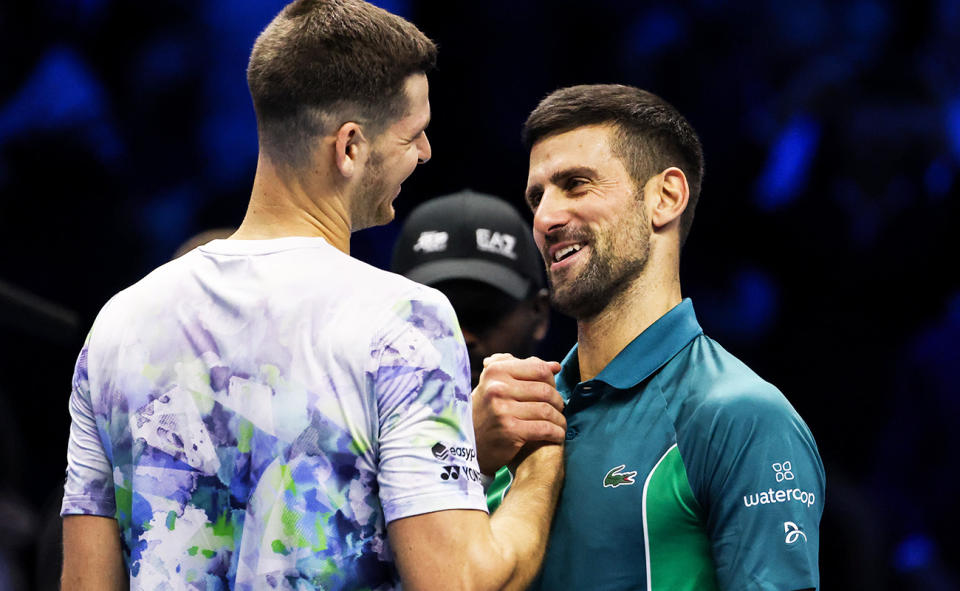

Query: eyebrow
left=413, top=115, right=431, bottom=137
left=525, top=166, right=599, bottom=203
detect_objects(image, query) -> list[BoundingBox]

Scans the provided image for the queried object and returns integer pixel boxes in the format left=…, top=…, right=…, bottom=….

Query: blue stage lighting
left=755, top=115, right=820, bottom=211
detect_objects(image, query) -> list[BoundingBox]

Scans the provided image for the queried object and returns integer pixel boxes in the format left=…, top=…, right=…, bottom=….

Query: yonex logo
left=440, top=465, right=482, bottom=483
left=772, top=461, right=794, bottom=482
left=784, top=521, right=807, bottom=544
left=413, top=231, right=448, bottom=253
left=602, top=464, right=637, bottom=488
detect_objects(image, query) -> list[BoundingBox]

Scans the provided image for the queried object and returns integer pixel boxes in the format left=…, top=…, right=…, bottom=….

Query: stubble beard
left=351, top=150, right=389, bottom=231
left=547, top=205, right=651, bottom=321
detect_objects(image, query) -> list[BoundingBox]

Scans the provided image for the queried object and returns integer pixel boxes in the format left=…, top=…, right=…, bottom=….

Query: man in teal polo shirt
left=497, top=84, right=825, bottom=590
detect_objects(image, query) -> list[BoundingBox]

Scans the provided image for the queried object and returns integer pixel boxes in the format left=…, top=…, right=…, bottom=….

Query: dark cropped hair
left=523, top=85, right=705, bottom=246
left=247, top=0, right=437, bottom=167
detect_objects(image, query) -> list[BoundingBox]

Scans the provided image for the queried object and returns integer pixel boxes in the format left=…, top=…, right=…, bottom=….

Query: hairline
left=529, top=121, right=664, bottom=195
left=260, top=71, right=426, bottom=172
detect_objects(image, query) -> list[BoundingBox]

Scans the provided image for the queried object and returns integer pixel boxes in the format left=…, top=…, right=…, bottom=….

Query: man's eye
left=566, top=178, right=587, bottom=190
left=527, top=192, right=542, bottom=210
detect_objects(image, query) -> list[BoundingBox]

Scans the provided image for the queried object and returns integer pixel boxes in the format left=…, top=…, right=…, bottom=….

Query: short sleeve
left=691, top=387, right=824, bottom=591
left=61, top=344, right=116, bottom=517
left=372, top=293, right=488, bottom=523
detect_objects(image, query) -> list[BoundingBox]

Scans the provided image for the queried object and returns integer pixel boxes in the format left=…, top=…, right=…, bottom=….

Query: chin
left=366, top=196, right=395, bottom=228
left=379, top=204, right=396, bottom=224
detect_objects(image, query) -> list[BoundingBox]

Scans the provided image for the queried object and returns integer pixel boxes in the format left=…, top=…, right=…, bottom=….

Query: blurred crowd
left=0, top=0, right=957, bottom=588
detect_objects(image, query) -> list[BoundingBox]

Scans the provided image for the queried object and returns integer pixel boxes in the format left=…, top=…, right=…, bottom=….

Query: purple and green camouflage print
left=62, top=237, right=487, bottom=590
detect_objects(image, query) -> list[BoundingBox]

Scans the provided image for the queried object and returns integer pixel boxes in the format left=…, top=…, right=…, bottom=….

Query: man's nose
left=417, top=132, right=432, bottom=164
left=533, top=187, right=570, bottom=239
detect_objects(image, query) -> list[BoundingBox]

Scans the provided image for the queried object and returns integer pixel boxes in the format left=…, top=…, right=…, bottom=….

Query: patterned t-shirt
left=61, top=237, right=488, bottom=590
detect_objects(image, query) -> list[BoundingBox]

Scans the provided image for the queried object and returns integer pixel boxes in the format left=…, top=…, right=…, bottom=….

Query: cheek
left=379, top=148, right=414, bottom=175
left=404, top=144, right=420, bottom=166
left=533, top=231, right=546, bottom=252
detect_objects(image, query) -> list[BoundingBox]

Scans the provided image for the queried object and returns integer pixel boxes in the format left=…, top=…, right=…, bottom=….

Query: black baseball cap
left=391, top=190, right=545, bottom=300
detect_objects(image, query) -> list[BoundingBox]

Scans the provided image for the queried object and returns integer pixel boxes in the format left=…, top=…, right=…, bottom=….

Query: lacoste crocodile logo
left=603, top=464, right=637, bottom=488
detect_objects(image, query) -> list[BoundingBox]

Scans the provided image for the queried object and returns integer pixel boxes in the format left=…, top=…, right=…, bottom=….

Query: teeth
left=554, top=244, right=583, bottom=262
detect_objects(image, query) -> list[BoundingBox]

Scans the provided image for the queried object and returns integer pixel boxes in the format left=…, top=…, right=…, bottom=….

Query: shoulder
left=90, top=255, right=194, bottom=329
left=304, top=248, right=453, bottom=315
left=669, top=334, right=799, bottom=424
left=664, top=334, right=819, bottom=478
left=358, top=266, right=457, bottom=331
left=667, top=337, right=824, bottom=510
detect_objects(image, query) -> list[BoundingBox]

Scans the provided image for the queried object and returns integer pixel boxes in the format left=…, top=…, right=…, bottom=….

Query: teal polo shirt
left=532, top=299, right=824, bottom=591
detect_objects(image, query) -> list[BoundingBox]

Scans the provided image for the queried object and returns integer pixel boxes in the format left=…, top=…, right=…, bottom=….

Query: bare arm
left=62, top=515, right=127, bottom=591
left=388, top=442, right=564, bottom=591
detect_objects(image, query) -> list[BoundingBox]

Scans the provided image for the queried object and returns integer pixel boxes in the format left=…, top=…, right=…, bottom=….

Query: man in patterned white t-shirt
left=59, top=1, right=566, bottom=590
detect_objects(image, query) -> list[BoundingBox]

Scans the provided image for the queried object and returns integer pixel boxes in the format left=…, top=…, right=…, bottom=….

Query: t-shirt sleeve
left=690, top=386, right=824, bottom=591
left=61, top=343, right=116, bottom=517
left=372, top=292, right=488, bottom=523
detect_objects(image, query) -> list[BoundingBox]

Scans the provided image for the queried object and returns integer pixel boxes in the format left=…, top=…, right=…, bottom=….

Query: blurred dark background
left=0, top=0, right=958, bottom=588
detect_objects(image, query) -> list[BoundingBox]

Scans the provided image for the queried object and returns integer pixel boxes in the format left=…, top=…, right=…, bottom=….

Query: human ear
left=334, top=122, right=367, bottom=179
left=649, top=167, right=689, bottom=231
left=530, top=288, right=551, bottom=342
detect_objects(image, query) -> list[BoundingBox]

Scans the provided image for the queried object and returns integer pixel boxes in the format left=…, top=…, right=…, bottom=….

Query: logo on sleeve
left=602, top=464, right=637, bottom=488
left=772, top=461, right=794, bottom=482
left=440, top=465, right=482, bottom=483
left=743, top=458, right=816, bottom=508
left=783, top=521, right=807, bottom=544
left=432, top=442, right=476, bottom=462
left=431, top=443, right=450, bottom=461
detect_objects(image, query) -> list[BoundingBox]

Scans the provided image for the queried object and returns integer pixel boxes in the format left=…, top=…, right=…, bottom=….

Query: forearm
left=389, top=444, right=564, bottom=591
left=487, top=444, right=564, bottom=591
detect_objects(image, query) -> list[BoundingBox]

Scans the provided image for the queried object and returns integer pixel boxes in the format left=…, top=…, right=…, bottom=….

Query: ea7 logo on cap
left=413, top=231, right=448, bottom=253
left=476, top=228, right=517, bottom=259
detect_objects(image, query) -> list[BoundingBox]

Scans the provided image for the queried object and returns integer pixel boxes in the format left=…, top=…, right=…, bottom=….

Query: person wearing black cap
left=392, top=189, right=550, bottom=386
left=392, top=190, right=563, bottom=509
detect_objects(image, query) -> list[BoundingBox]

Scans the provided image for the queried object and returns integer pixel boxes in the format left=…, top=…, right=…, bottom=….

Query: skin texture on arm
left=471, top=355, right=566, bottom=475
left=388, top=442, right=564, bottom=591
left=61, top=515, right=128, bottom=591
left=388, top=355, right=566, bottom=591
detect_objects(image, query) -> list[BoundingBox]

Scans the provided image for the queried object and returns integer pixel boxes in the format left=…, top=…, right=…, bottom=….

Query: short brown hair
left=523, top=85, right=705, bottom=246
left=247, top=0, right=437, bottom=167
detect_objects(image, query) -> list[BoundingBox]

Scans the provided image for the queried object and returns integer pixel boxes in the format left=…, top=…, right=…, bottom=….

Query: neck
left=232, top=154, right=353, bottom=254
left=575, top=250, right=681, bottom=382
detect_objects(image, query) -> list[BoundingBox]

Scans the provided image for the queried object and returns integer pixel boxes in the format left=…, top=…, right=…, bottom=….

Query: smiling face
left=351, top=73, right=432, bottom=230
left=525, top=124, right=652, bottom=320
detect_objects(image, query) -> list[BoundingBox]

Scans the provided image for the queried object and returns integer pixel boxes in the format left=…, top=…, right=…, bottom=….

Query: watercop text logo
left=743, top=458, right=816, bottom=508
left=743, top=488, right=816, bottom=508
